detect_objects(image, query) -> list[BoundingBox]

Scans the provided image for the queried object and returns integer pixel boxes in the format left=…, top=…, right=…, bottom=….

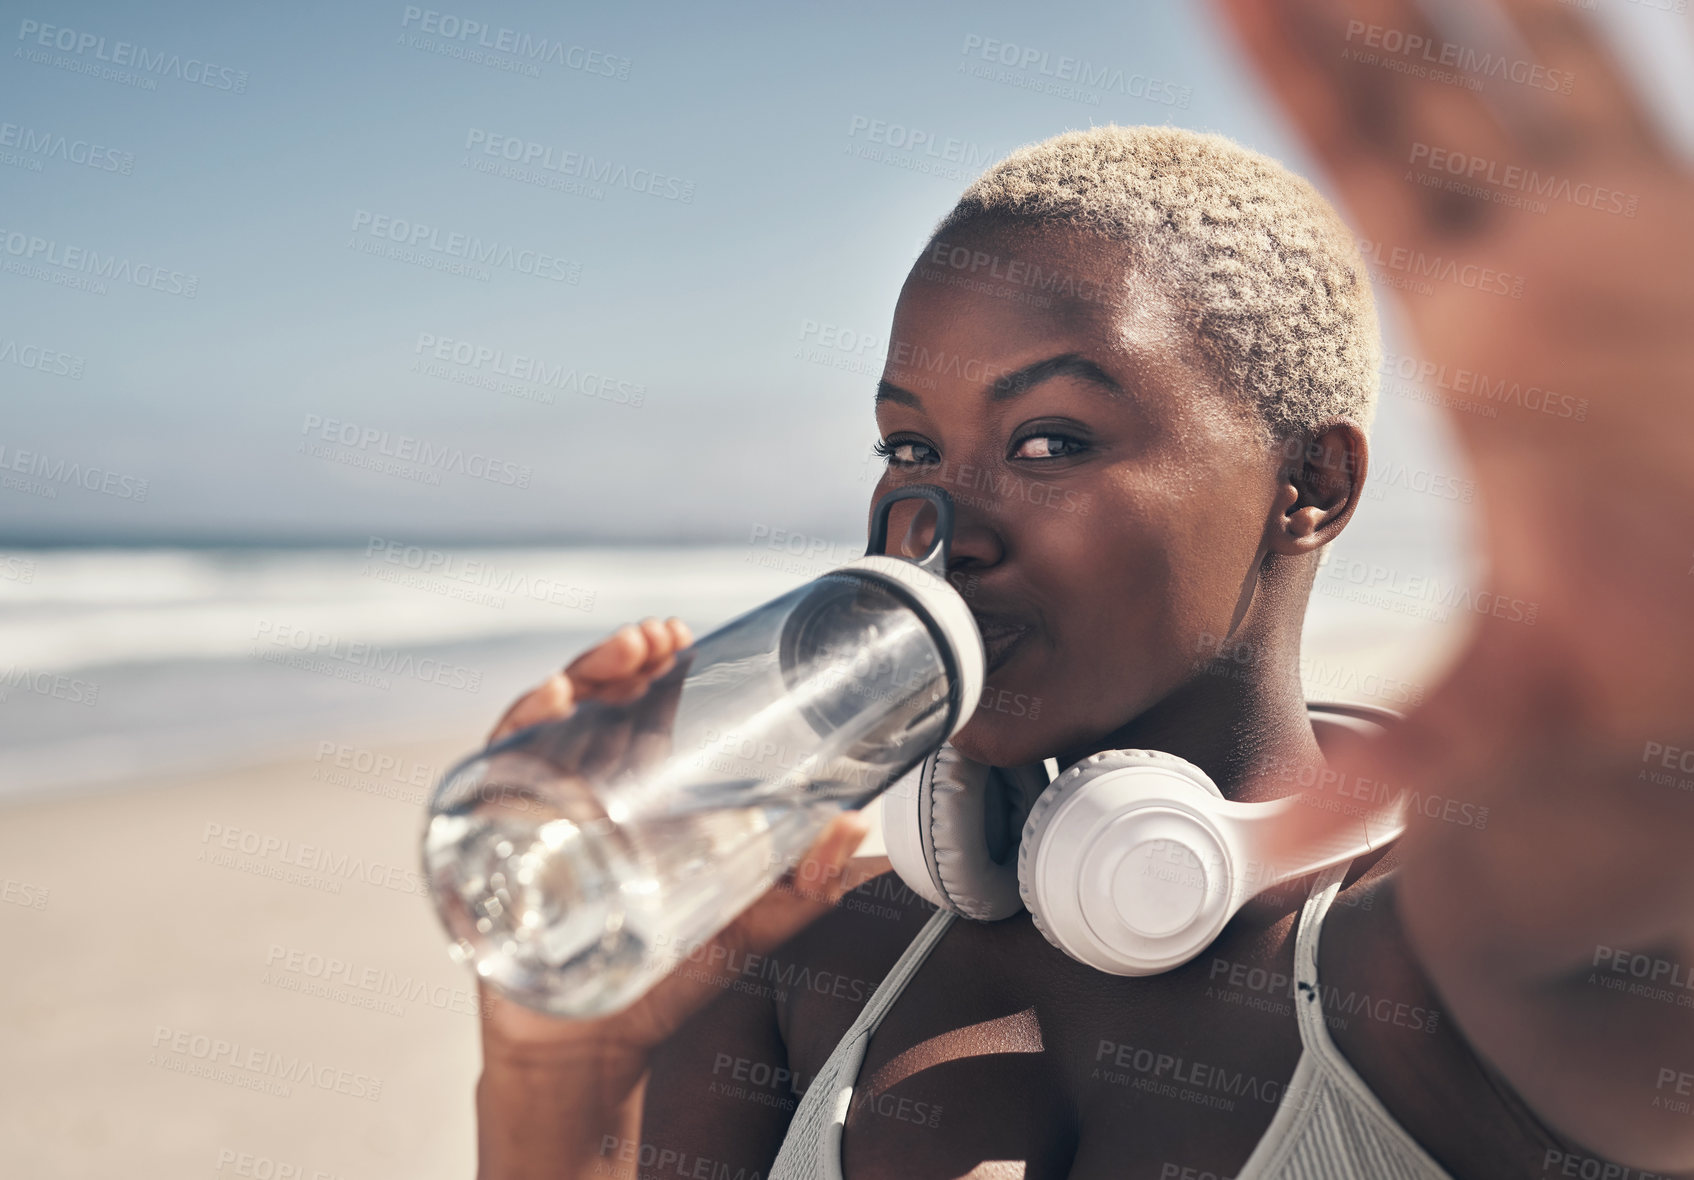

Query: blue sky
left=0, top=0, right=1479, bottom=544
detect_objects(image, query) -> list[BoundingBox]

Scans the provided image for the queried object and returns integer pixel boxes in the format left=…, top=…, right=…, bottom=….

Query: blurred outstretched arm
left=1211, top=0, right=1694, bottom=1167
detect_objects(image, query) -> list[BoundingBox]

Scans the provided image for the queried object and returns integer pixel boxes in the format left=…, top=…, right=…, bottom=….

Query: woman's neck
left=1057, top=633, right=1323, bottom=803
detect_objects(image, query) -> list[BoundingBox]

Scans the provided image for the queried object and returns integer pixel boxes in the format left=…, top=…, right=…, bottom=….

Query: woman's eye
left=873, top=439, right=939, bottom=466
left=1011, top=434, right=1085, bottom=459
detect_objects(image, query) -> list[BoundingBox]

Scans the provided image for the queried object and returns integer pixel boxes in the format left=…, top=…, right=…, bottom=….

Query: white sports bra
left=767, top=861, right=1454, bottom=1179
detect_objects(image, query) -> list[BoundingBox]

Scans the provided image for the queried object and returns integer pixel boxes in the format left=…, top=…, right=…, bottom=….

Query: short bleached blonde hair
left=932, top=125, right=1380, bottom=440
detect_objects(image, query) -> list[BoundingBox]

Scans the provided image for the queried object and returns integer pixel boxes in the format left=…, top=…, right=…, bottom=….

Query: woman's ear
left=1266, top=422, right=1367, bottom=556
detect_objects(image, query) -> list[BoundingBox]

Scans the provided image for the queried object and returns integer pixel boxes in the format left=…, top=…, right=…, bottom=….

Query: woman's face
left=871, top=226, right=1288, bottom=768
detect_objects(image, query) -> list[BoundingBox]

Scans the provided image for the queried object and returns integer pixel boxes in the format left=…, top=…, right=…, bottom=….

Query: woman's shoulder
left=777, top=866, right=943, bottom=995
left=770, top=868, right=942, bottom=1069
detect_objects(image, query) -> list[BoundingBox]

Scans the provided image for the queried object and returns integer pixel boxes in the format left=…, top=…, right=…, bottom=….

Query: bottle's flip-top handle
left=864, top=485, right=956, bottom=577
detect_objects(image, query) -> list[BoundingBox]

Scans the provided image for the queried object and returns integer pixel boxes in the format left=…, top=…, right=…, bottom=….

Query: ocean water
left=0, top=544, right=826, bottom=801
left=0, top=513, right=1477, bottom=802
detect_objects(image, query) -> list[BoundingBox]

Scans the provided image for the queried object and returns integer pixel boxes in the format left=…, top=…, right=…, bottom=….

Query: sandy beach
left=0, top=729, right=487, bottom=1180
left=0, top=609, right=1464, bottom=1179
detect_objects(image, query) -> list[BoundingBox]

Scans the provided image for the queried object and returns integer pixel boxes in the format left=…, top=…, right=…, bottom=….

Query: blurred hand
left=1213, top=0, right=1694, bottom=1156
left=478, top=617, right=890, bottom=1065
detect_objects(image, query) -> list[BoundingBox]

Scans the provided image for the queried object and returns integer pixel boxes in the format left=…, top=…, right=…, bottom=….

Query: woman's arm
left=472, top=832, right=880, bottom=1180
left=472, top=620, right=881, bottom=1178
left=476, top=1031, right=650, bottom=1180
left=638, top=951, right=805, bottom=1179
left=1211, top=0, right=1694, bottom=1166
left=1394, top=728, right=1694, bottom=1168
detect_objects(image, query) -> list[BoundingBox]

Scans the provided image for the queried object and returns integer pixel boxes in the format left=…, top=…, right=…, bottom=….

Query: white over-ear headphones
left=880, top=702, right=1408, bottom=975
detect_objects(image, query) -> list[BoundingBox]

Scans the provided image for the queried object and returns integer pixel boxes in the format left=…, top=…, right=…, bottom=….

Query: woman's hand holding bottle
left=474, top=617, right=886, bottom=1179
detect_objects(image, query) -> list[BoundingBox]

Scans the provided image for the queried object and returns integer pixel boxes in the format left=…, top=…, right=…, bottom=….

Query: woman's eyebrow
left=874, top=379, right=921, bottom=407
left=875, top=354, right=1121, bottom=409
left=990, top=353, right=1123, bottom=401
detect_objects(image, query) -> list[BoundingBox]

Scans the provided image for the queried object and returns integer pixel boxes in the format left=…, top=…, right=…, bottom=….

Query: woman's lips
left=975, top=619, right=1032, bottom=673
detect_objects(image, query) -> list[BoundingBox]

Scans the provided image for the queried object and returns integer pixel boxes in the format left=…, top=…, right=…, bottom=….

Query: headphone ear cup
left=881, top=748, right=951, bottom=912
left=1018, top=749, right=1224, bottom=969
left=880, top=745, right=1047, bottom=921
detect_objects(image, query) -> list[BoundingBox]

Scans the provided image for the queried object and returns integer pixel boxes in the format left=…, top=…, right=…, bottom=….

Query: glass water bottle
left=422, top=487, right=984, bottom=1018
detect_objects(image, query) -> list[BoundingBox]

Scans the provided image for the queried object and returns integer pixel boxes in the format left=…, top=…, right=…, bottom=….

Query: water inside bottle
left=424, top=763, right=840, bottom=1015
left=421, top=565, right=961, bottom=1016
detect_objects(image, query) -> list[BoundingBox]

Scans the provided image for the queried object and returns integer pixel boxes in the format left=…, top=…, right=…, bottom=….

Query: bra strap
left=1292, top=862, right=1351, bottom=1047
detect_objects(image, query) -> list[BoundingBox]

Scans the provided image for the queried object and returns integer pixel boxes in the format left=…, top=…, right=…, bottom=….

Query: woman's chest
left=791, top=907, right=1309, bottom=1180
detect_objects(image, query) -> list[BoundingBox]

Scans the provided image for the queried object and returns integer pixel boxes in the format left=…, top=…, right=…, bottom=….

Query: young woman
left=471, top=8, right=1694, bottom=1170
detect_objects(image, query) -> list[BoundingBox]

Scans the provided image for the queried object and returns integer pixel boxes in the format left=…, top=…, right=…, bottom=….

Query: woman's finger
left=665, top=616, right=694, bottom=651
left=1210, top=0, right=1434, bottom=233
left=564, top=622, right=651, bottom=688
left=565, top=617, right=690, bottom=693
left=487, top=617, right=686, bottom=744
left=635, top=616, right=673, bottom=669
left=487, top=673, right=575, bottom=744
left=1213, top=0, right=1553, bottom=244
left=1489, top=0, right=1672, bottom=161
